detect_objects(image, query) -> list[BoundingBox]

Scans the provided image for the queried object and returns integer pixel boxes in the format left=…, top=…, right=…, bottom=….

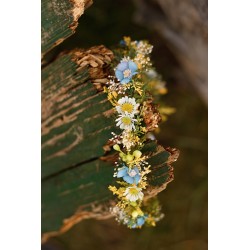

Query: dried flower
left=142, top=100, right=162, bottom=131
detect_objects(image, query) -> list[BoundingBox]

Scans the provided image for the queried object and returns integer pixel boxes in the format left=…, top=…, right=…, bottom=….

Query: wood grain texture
left=41, top=0, right=93, bottom=56
left=42, top=46, right=115, bottom=179
left=42, top=142, right=178, bottom=240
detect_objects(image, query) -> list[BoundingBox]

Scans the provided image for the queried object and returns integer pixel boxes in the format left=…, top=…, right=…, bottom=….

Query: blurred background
left=43, top=0, right=208, bottom=249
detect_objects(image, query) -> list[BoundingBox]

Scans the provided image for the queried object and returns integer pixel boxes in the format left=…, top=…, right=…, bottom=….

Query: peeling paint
left=69, top=0, right=93, bottom=30
left=42, top=0, right=93, bottom=56
left=45, top=126, right=83, bottom=160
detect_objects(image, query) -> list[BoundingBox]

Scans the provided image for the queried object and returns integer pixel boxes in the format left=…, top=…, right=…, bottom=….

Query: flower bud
left=130, top=202, right=137, bottom=207
left=122, top=156, right=127, bottom=162
left=112, top=91, right=118, bottom=98
left=133, top=150, right=142, bottom=159
left=138, top=209, right=144, bottom=216
left=113, top=144, right=121, bottom=151
left=126, top=154, right=134, bottom=162
left=132, top=210, right=139, bottom=218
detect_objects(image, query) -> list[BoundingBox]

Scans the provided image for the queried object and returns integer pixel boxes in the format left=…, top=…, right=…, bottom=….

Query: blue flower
left=115, top=60, right=138, bottom=84
left=131, top=216, right=146, bottom=228
left=117, top=166, right=140, bottom=184
left=119, top=40, right=126, bottom=46
left=136, top=216, right=145, bottom=226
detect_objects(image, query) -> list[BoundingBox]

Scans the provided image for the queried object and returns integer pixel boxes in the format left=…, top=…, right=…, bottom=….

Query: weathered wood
left=41, top=45, right=179, bottom=240
left=42, top=142, right=177, bottom=240
left=41, top=0, right=93, bottom=56
left=42, top=46, right=115, bottom=179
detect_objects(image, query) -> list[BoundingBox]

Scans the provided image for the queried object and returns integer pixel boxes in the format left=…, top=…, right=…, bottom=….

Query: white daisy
left=116, top=114, right=137, bottom=131
left=116, top=96, right=140, bottom=116
left=124, top=186, right=144, bottom=202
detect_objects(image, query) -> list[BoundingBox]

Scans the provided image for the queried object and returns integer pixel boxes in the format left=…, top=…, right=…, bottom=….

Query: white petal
left=138, top=192, right=144, bottom=200
left=116, top=106, right=122, bottom=114
left=131, top=195, right=137, bottom=202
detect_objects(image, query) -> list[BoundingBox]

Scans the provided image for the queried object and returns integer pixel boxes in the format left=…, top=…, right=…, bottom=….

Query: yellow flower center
left=123, top=69, right=132, bottom=78
left=121, top=103, right=134, bottom=113
left=121, top=116, right=132, bottom=125
left=129, top=187, right=139, bottom=195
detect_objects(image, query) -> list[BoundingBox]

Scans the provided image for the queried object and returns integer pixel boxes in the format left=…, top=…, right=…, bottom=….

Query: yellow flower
left=124, top=36, right=131, bottom=46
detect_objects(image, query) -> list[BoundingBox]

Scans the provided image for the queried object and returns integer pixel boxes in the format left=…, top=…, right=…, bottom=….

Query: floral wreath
left=104, top=37, right=174, bottom=229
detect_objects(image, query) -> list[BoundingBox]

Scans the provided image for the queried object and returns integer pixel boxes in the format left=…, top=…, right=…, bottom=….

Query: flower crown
left=104, top=37, right=172, bottom=229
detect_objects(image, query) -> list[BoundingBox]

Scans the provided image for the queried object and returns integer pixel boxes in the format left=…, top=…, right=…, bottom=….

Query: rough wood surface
left=133, top=0, right=208, bottom=103
left=41, top=46, right=179, bottom=240
left=42, top=142, right=178, bottom=241
left=41, top=0, right=93, bottom=56
left=42, top=46, right=114, bottom=179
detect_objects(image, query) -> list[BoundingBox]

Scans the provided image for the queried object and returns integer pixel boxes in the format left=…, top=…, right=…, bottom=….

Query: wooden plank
left=41, top=0, right=93, bottom=56
left=42, top=46, right=115, bottom=179
left=42, top=142, right=177, bottom=237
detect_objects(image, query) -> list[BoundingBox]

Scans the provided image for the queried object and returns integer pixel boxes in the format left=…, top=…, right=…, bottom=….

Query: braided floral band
left=104, top=37, right=172, bottom=229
